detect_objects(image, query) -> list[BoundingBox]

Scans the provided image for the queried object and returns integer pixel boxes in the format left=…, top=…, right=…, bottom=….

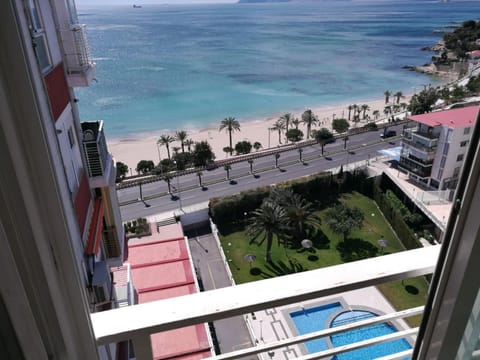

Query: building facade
left=399, top=105, right=479, bottom=190
left=1, top=0, right=129, bottom=358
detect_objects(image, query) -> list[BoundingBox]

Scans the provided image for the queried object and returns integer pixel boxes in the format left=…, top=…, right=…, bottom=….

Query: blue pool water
left=290, top=305, right=411, bottom=359
left=290, top=302, right=342, bottom=352
left=331, top=310, right=411, bottom=360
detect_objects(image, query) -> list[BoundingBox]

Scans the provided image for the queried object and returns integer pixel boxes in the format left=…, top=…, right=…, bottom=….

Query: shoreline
left=107, top=94, right=410, bottom=171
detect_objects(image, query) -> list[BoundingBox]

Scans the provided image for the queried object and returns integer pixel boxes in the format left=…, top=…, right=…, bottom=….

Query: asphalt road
left=119, top=125, right=403, bottom=220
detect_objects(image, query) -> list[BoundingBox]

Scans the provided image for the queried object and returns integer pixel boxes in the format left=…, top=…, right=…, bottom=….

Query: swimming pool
left=290, top=304, right=412, bottom=359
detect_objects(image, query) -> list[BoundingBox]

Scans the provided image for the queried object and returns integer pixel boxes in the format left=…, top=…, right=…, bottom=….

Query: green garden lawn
left=218, top=191, right=428, bottom=326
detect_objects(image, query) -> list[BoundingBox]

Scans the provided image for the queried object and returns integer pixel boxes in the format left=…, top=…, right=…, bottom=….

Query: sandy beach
left=107, top=95, right=407, bottom=172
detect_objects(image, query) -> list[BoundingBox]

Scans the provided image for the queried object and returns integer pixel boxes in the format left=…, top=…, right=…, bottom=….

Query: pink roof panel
left=408, top=105, right=479, bottom=128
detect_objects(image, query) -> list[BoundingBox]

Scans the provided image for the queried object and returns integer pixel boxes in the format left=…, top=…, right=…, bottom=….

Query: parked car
left=380, top=130, right=397, bottom=139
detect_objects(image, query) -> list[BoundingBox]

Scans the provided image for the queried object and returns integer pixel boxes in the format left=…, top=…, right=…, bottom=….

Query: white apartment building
left=3, top=1, right=480, bottom=359
left=400, top=104, right=479, bottom=190
left=0, top=0, right=130, bottom=358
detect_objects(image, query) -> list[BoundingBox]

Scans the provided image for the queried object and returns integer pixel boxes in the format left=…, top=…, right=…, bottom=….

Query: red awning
left=86, top=198, right=105, bottom=255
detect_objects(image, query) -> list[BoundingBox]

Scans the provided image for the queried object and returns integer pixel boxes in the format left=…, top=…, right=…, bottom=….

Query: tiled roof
left=126, top=222, right=211, bottom=360
left=408, top=105, right=479, bottom=128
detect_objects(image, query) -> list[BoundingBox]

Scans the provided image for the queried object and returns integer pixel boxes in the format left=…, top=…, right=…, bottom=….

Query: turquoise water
left=290, top=305, right=411, bottom=358
left=290, top=302, right=342, bottom=352
left=76, top=1, right=480, bottom=138
left=331, top=310, right=411, bottom=360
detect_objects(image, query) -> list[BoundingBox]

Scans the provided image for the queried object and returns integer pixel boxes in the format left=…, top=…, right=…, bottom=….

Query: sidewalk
left=186, top=227, right=257, bottom=359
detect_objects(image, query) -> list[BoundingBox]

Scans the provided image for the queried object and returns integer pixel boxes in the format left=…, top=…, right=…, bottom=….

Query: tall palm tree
left=372, top=110, right=380, bottom=120
left=285, top=194, right=321, bottom=241
left=347, top=105, right=353, bottom=121
left=247, top=202, right=287, bottom=262
left=163, top=172, right=173, bottom=196
left=219, top=117, right=240, bottom=155
left=185, top=139, right=194, bottom=152
left=224, top=164, right=231, bottom=180
left=196, top=171, right=203, bottom=188
left=279, top=113, right=294, bottom=142
left=271, top=119, right=285, bottom=144
left=248, top=159, right=254, bottom=174
left=394, top=91, right=404, bottom=104
left=384, top=90, right=391, bottom=104
left=315, top=128, right=334, bottom=155
left=158, top=134, right=175, bottom=160
left=175, top=130, right=188, bottom=153
left=361, top=104, right=370, bottom=119
left=292, top=118, right=300, bottom=130
left=301, top=109, right=319, bottom=139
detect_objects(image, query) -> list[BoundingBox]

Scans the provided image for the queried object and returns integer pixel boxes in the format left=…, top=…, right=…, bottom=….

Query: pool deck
left=246, top=286, right=412, bottom=360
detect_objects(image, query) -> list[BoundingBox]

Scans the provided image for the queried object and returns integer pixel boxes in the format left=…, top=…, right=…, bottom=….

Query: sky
left=76, top=0, right=236, bottom=4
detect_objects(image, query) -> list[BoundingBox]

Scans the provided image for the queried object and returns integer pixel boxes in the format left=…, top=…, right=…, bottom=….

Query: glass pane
left=27, top=0, right=42, bottom=31
left=33, top=34, right=51, bottom=73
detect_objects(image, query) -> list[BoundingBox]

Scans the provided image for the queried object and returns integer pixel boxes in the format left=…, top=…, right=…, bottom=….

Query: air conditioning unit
left=91, top=261, right=111, bottom=305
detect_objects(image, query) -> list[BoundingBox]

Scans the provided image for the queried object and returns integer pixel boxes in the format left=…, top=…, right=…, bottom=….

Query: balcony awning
left=86, top=198, right=105, bottom=255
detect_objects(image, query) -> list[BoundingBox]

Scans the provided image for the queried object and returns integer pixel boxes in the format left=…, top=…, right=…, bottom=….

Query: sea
left=75, top=0, right=480, bottom=139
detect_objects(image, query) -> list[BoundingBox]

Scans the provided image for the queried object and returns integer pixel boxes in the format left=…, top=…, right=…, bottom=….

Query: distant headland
left=238, top=0, right=290, bottom=3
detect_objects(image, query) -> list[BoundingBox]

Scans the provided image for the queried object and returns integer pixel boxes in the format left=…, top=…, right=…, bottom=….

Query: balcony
left=399, top=156, right=433, bottom=178
left=81, top=121, right=113, bottom=188
left=90, top=246, right=440, bottom=360
left=61, top=24, right=96, bottom=87
left=402, top=129, right=438, bottom=151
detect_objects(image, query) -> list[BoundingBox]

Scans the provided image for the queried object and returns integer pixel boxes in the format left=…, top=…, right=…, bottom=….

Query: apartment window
left=460, top=140, right=469, bottom=147
left=453, top=167, right=461, bottom=178
left=464, top=127, right=471, bottom=135
left=457, top=154, right=464, bottom=162
left=26, top=0, right=52, bottom=73
left=67, top=127, right=75, bottom=148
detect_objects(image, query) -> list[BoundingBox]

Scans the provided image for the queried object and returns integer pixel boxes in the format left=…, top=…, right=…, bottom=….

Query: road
left=119, top=125, right=403, bottom=220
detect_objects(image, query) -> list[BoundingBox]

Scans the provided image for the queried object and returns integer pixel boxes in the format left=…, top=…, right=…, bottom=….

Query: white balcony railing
left=61, top=24, right=96, bottom=87
left=91, top=246, right=440, bottom=360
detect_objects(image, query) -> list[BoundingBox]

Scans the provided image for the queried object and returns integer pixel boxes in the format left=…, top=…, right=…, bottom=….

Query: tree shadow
left=250, top=267, right=262, bottom=276
left=336, top=238, right=379, bottom=262
left=405, top=285, right=419, bottom=295
left=263, top=258, right=305, bottom=277
left=307, top=255, right=319, bottom=261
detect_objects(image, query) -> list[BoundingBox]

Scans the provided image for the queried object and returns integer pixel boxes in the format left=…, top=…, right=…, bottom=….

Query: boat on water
left=133, top=4, right=142, bottom=8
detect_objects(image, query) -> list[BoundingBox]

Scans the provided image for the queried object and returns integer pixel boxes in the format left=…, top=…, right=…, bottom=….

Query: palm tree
left=163, top=172, right=173, bottom=196
left=279, top=113, right=294, bottom=142
left=247, top=202, right=287, bottom=262
left=253, top=142, right=262, bottom=151
left=394, top=91, right=404, bottom=104
left=361, top=104, right=370, bottom=119
left=175, top=130, right=188, bottom=153
left=271, top=119, right=285, bottom=144
left=325, top=203, right=364, bottom=242
left=274, top=153, right=280, bottom=168
left=248, top=159, right=254, bottom=174
left=196, top=171, right=203, bottom=188
left=347, top=105, right=353, bottom=121
left=158, top=134, right=175, bottom=160
left=285, top=194, right=321, bottom=241
left=315, top=128, right=334, bottom=155
left=372, top=110, right=380, bottom=120
left=219, top=117, right=241, bottom=155
left=223, top=146, right=232, bottom=158
left=301, top=109, right=319, bottom=139
left=224, top=164, right=231, bottom=180
left=292, top=118, right=300, bottom=130
left=185, top=139, right=194, bottom=152
left=384, top=90, right=391, bottom=104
